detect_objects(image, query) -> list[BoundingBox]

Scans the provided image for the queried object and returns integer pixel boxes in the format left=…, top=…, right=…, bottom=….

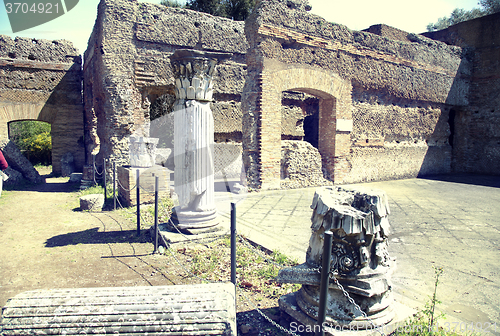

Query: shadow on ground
left=419, top=173, right=500, bottom=188
left=4, top=179, right=80, bottom=193
left=45, top=228, right=149, bottom=247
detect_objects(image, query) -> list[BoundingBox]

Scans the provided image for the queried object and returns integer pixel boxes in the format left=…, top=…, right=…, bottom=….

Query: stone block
left=61, top=152, right=75, bottom=177
left=1, top=283, right=237, bottom=335
left=69, top=173, right=82, bottom=183
left=117, top=165, right=170, bottom=207
left=0, top=140, right=44, bottom=184
left=79, top=194, right=104, bottom=211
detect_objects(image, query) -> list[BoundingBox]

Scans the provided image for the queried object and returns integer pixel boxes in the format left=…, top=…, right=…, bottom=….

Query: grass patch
left=175, top=236, right=301, bottom=300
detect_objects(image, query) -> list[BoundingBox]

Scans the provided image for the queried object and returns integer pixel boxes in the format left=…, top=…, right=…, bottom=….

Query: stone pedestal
left=278, top=186, right=395, bottom=330
left=117, top=165, right=170, bottom=207
left=169, top=49, right=231, bottom=232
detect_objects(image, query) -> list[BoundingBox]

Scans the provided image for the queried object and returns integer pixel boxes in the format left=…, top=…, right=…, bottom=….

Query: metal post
left=154, top=176, right=159, bottom=253
left=92, top=155, right=96, bottom=186
left=230, top=202, right=236, bottom=285
left=103, top=158, right=107, bottom=201
left=113, top=162, right=116, bottom=211
left=136, top=169, right=140, bottom=237
left=315, top=230, right=333, bottom=336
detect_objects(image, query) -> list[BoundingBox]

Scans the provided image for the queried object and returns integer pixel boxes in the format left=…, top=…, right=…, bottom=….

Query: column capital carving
left=170, top=49, right=232, bottom=103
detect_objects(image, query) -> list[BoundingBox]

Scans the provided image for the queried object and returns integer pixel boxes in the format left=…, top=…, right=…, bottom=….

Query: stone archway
left=0, top=102, right=84, bottom=175
left=242, top=63, right=352, bottom=189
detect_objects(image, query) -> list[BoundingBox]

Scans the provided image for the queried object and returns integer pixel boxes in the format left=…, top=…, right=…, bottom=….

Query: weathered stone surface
left=281, top=140, right=330, bottom=188
left=214, top=142, right=243, bottom=180
left=0, top=140, right=44, bottom=184
left=117, top=165, right=170, bottom=207
left=2, top=166, right=25, bottom=186
left=1, top=283, right=237, bottom=335
left=79, top=194, right=104, bottom=211
left=69, top=172, right=83, bottom=183
left=278, top=186, right=395, bottom=329
left=61, top=152, right=75, bottom=177
left=155, top=148, right=172, bottom=167
left=0, top=35, right=84, bottom=176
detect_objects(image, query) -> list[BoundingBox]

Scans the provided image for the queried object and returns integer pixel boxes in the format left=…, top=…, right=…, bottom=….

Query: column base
left=171, top=207, right=219, bottom=233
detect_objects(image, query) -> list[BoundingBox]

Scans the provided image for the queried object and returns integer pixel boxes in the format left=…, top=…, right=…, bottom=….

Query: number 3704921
left=5, top=2, right=60, bottom=14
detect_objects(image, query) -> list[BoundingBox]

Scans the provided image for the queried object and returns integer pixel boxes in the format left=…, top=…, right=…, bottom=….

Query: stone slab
left=1, top=283, right=237, bottom=336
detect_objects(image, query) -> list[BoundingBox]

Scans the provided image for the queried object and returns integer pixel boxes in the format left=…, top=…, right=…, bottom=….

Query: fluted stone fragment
left=170, top=49, right=231, bottom=230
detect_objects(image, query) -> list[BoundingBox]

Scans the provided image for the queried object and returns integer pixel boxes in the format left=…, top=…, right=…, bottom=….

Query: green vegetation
left=391, top=267, right=481, bottom=336
left=9, top=120, right=52, bottom=166
left=427, top=0, right=500, bottom=31
left=179, top=236, right=300, bottom=299
left=160, top=0, right=185, bottom=7
left=161, top=0, right=256, bottom=21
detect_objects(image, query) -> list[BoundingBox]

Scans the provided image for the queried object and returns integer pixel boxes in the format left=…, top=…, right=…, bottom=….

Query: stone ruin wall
left=0, top=35, right=84, bottom=175
left=83, top=0, right=318, bottom=178
left=242, top=0, right=469, bottom=188
left=8, top=0, right=489, bottom=188
left=423, top=12, right=500, bottom=176
left=83, top=0, right=249, bottom=174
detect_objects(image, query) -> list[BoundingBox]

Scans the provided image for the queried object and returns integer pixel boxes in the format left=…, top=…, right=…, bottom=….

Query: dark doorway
left=448, top=109, right=456, bottom=148
left=303, top=111, right=319, bottom=148
left=302, top=95, right=320, bottom=149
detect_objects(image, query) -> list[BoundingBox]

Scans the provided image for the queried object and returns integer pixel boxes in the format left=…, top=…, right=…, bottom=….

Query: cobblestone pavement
left=215, top=174, right=500, bottom=333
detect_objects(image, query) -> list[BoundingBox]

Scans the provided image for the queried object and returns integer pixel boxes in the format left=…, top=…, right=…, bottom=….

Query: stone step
left=1, top=283, right=236, bottom=335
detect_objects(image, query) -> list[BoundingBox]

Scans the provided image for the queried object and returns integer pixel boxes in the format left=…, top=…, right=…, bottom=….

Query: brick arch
left=0, top=103, right=56, bottom=128
left=0, top=103, right=83, bottom=175
left=243, top=65, right=352, bottom=189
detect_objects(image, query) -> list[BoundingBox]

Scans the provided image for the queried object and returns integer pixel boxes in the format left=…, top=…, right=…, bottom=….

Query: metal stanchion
left=113, top=162, right=116, bottom=211
left=231, top=202, right=236, bottom=285
left=103, top=158, right=107, bottom=201
left=136, top=169, right=140, bottom=237
left=154, top=176, right=159, bottom=253
left=316, top=230, right=333, bottom=336
left=92, top=155, right=96, bottom=186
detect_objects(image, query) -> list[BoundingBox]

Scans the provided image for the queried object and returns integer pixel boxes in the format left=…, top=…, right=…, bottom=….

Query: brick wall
left=241, top=0, right=466, bottom=188
left=0, top=35, right=84, bottom=175
left=424, top=12, right=500, bottom=175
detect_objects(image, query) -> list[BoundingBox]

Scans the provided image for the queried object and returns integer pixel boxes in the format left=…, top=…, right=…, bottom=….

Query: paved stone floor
left=215, top=174, right=500, bottom=334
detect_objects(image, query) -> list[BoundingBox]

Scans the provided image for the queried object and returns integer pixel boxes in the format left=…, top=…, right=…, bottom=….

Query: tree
left=224, top=0, right=255, bottom=21
left=160, top=0, right=184, bottom=7
left=479, top=0, right=500, bottom=14
left=8, top=121, right=52, bottom=165
left=184, top=0, right=256, bottom=20
left=427, top=0, right=500, bottom=31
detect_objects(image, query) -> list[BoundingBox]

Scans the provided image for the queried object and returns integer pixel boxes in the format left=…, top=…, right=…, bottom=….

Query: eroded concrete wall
left=0, top=35, right=84, bottom=175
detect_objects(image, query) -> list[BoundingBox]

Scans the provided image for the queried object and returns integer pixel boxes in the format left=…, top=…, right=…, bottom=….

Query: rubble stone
left=79, top=194, right=104, bottom=211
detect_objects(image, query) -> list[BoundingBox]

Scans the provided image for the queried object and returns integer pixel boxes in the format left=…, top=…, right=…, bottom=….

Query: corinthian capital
left=170, top=49, right=232, bottom=102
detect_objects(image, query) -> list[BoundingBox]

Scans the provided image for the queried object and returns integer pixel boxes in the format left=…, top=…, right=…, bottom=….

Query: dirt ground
left=0, top=168, right=296, bottom=335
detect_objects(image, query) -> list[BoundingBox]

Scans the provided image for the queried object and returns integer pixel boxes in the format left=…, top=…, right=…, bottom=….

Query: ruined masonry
left=0, top=0, right=498, bottom=190
left=0, top=36, right=84, bottom=177
left=278, top=186, right=394, bottom=329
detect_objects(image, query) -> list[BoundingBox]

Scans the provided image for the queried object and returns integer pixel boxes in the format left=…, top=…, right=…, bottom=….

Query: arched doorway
left=0, top=102, right=84, bottom=175
left=242, top=65, right=352, bottom=189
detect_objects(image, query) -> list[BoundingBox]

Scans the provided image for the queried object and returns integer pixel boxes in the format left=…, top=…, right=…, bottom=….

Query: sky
left=0, top=0, right=481, bottom=56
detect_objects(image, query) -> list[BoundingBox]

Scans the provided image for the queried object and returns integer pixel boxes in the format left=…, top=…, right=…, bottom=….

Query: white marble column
left=170, top=49, right=230, bottom=230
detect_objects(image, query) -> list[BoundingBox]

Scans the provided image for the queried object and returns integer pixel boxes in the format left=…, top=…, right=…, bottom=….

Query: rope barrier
left=84, top=161, right=377, bottom=336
